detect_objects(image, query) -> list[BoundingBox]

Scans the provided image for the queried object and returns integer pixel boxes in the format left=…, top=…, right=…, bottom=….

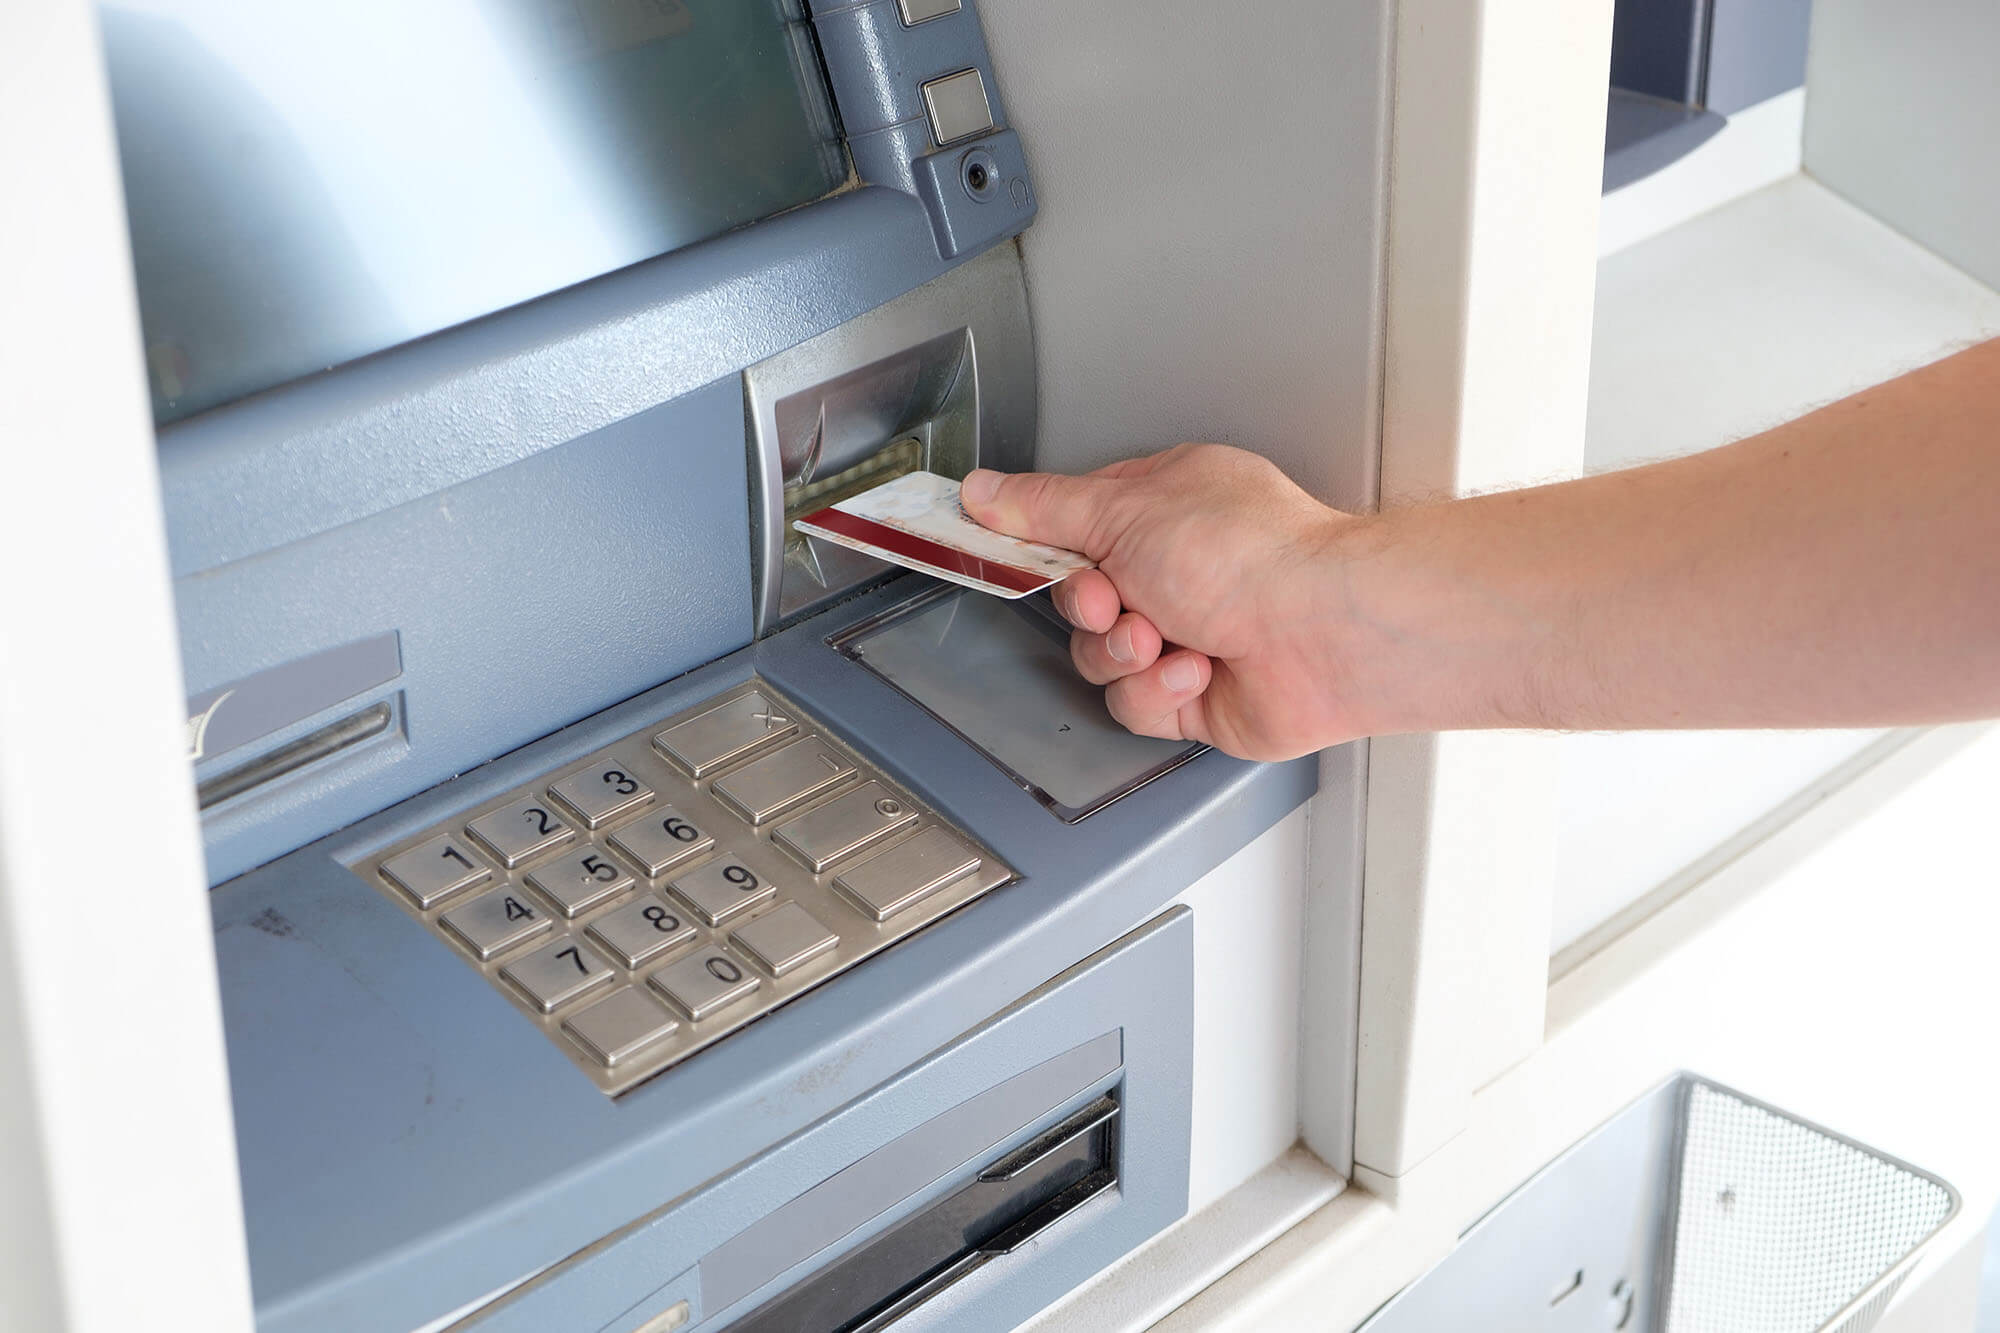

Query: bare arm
left=960, top=336, right=2000, bottom=759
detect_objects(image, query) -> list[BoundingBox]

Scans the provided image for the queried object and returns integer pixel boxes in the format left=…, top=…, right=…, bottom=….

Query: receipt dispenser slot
left=731, top=1096, right=1119, bottom=1333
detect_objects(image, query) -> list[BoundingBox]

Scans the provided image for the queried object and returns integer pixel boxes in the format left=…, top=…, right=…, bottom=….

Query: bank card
left=794, top=470, right=1094, bottom=598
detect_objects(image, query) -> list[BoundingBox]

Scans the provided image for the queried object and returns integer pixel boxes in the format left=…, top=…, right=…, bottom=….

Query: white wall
left=977, top=0, right=1396, bottom=1176
left=1171, top=809, right=1309, bottom=1213
left=1355, top=0, right=1612, bottom=1178
left=978, top=0, right=1390, bottom=513
left=1806, top=0, right=2000, bottom=292
left=1555, top=173, right=2000, bottom=959
left=0, top=5, right=254, bottom=1331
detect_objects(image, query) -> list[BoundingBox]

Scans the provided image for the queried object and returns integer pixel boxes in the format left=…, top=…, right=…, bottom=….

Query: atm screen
left=102, top=0, right=845, bottom=423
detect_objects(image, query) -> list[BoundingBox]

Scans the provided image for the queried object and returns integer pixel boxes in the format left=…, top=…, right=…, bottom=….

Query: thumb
left=960, top=468, right=1124, bottom=559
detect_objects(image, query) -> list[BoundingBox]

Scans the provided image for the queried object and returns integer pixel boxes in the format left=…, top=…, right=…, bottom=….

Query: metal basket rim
left=1669, top=1072, right=1963, bottom=1333
left=1361, top=1071, right=1963, bottom=1333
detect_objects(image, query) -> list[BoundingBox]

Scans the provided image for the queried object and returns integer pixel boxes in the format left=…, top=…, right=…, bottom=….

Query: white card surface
left=794, top=471, right=1094, bottom=598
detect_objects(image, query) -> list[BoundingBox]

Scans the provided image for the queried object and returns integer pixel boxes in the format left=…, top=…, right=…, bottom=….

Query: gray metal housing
left=453, top=910, right=1194, bottom=1333
left=212, top=577, right=1317, bottom=1333
left=161, top=0, right=1039, bottom=884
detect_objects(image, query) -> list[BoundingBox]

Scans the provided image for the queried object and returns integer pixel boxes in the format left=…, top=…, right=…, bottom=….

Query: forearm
left=1328, top=336, right=2000, bottom=737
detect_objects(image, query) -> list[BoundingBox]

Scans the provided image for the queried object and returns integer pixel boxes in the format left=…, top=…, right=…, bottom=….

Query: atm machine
left=90, top=2, right=1350, bottom=1329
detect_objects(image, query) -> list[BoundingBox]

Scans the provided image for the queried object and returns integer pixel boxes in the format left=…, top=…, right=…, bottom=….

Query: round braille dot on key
left=875, top=798, right=903, bottom=817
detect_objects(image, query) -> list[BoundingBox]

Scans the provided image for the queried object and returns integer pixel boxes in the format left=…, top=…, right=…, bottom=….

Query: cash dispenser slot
left=440, top=911, right=1194, bottom=1333
left=730, top=1097, right=1120, bottom=1333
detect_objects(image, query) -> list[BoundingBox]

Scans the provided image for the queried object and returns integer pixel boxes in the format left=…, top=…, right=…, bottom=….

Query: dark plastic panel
left=1705, top=0, right=1812, bottom=115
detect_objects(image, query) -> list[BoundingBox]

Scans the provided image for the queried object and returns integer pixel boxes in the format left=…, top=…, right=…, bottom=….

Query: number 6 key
left=608, top=805, right=716, bottom=878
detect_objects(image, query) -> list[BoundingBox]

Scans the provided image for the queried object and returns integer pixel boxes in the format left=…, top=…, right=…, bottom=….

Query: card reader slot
left=727, top=1096, right=1120, bottom=1333
left=197, top=700, right=395, bottom=811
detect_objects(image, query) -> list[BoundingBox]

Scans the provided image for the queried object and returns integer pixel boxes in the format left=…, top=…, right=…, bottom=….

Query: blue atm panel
left=102, top=2, right=1343, bottom=1330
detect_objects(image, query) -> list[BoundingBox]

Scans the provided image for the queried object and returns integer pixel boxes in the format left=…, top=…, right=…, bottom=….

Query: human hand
left=960, top=444, right=1357, bottom=760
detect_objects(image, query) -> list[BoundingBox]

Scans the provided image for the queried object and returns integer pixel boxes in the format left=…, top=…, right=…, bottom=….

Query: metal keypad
left=466, top=796, right=576, bottom=868
left=775, top=781, right=916, bottom=872
left=548, top=762, right=654, bottom=828
left=670, top=857, right=777, bottom=926
left=587, top=894, right=698, bottom=970
left=351, top=679, right=1015, bottom=1096
left=526, top=847, right=635, bottom=918
left=731, top=903, right=838, bottom=977
left=380, top=834, right=492, bottom=908
left=654, top=690, right=797, bottom=777
left=501, top=936, right=615, bottom=1013
left=834, top=828, right=982, bottom=922
left=711, top=739, right=854, bottom=824
left=563, top=989, right=678, bottom=1068
left=440, top=887, right=552, bottom=961
left=608, top=806, right=716, bottom=877
left=650, top=946, right=761, bottom=1021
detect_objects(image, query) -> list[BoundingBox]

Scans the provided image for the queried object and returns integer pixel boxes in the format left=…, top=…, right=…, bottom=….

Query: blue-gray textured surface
left=163, top=0, right=1038, bottom=885
left=157, top=0, right=1033, bottom=582
left=184, top=378, right=753, bottom=885
left=158, top=187, right=974, bottom=581
left=214, top=577, right=1312, bottom=1333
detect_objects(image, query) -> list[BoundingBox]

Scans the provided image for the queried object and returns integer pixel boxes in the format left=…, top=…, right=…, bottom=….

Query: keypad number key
left=608, top=806, right=716, bottom=878
left=381, top=834, right=493, bottom=909
left=501, top=936, right=615, bottom=1014
left=549, top=763, right=655, bottom=829
left=671, top=857, right=776, bottom=926
left=649, top=946, right=761, bottom=1021
left=439, top=887, right=552, bottom=961
left=466, top=797, right=577, bottom=868
left=586, top=893, right=698, bottom=970
left=526, top=847, right=636, bottom=918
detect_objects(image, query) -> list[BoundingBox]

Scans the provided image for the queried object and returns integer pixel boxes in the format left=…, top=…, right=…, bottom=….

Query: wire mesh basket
left=1357, top=1074, right=1959, bottom=1333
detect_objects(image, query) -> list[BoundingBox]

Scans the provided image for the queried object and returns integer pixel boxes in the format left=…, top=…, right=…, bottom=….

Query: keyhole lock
left=960, top=146, right=1000, bottom=202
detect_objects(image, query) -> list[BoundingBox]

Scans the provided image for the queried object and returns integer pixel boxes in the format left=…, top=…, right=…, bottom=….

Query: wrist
left=1308, top=498, right=1557, bottom=739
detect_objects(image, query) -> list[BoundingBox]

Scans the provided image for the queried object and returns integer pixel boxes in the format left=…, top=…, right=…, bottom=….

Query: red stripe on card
left=799, top=507, right=1048, bottom=595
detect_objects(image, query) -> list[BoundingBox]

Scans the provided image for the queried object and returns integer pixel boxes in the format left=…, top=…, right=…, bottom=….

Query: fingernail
left=961, top=469, right=1000, bottom=506
left=1163, top=656, right=1200, bottom=692
left=1107, top=621, right=1136, bottom=663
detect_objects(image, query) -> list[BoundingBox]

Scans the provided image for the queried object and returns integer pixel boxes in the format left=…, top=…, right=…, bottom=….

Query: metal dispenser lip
left=744, top=240, right=1037, bottom=636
